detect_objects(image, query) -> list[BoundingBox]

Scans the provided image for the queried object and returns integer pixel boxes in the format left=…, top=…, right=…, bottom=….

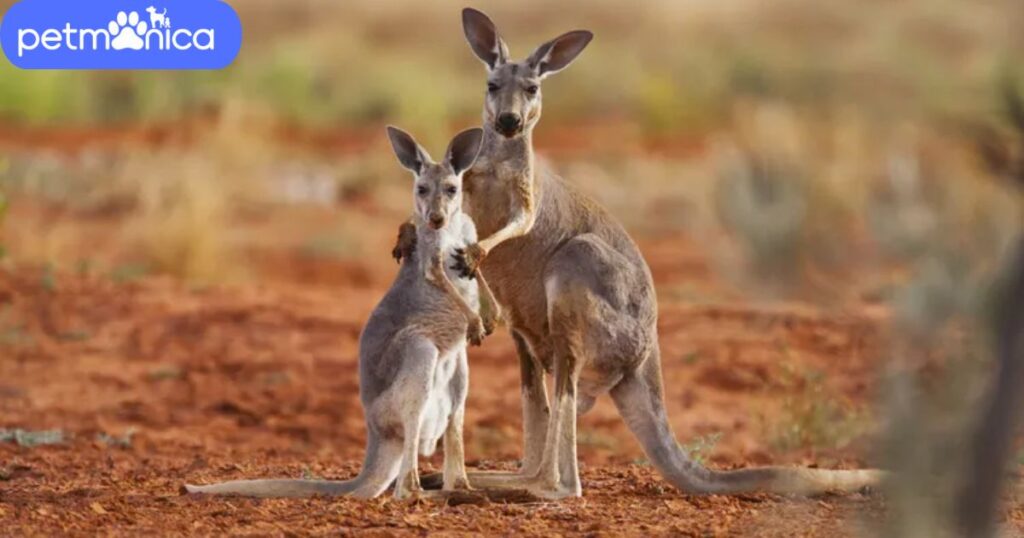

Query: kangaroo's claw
left=451, top=252, right=474, bottom=279
left=451, top=243, right=485, bottom=279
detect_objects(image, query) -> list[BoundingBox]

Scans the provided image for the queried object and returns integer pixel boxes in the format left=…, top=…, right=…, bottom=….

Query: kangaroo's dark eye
left=445, top=185, right=458, bottom=196
left=525, top=85, right=539, bottom=96
left=487, top=82, right=499, bottom=93
left=416, top=185, right=428, bottom=196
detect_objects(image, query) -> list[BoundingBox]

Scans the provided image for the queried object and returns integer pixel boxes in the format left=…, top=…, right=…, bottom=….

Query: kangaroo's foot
left=466, top=470, right=531, bottom=488
left=458, top=469, right=579, bottom=499
left=421, top=469, right=520, bottom=490
left=472, top=470, right=578, bottom=499
left=422, top=470, right=577, bottom=499
left=522, top=481, right=578, bottom=500
left=423, top=468, right=548, bottom=491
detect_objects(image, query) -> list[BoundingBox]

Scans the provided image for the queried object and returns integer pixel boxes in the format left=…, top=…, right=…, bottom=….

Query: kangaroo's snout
left=496, top=113, right=522, bottom=137
left=428, top=214, right=446, bottom=229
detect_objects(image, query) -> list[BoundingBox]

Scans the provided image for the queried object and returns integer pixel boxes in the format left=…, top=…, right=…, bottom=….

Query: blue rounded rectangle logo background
left=0, top=0, right=242, bottom=69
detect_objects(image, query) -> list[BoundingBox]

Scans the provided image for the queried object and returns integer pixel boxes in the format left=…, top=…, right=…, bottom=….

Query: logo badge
left=0, top=0, right=242, bottom=69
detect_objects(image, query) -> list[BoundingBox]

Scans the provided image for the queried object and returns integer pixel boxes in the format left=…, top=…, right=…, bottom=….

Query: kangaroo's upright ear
left=462, top=8, right=509, bottom=70
left=527, top=30, right=593, bottom=79
left=445, top=127, right=484, bottom=176
left=386, top=126, right=431, bottom=175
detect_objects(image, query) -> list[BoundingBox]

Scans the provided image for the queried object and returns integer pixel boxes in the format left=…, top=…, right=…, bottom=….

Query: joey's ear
left=386, top=126, right=431, bottom=174
left=445, top=128, right=483, bottom=176
left=462, top=8, right=509, bottom=70
left=527, top=30, right=593, bottom=79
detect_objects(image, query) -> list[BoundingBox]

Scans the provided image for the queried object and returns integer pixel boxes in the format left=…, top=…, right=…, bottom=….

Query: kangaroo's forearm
left=429, top=256, right=479, bottom=320
left=477, top=207, right=535, bottom=254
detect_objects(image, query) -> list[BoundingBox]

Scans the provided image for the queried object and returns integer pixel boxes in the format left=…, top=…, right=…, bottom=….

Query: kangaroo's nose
left=497, top=113, right=522, bottom=134
left=429, top=214, right=445, bottom=228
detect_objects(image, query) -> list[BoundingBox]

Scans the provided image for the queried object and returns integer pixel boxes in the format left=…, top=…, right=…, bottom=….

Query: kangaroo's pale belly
left=417, top=343, right=464, bottom=456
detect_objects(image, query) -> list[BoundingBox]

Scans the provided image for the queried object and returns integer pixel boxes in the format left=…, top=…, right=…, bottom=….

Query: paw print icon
left=109, top=11, right=148, bottom=51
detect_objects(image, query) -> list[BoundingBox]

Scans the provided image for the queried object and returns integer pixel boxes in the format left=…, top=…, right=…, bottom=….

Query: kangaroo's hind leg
left=514, top=331, right=550, bottom=476
left=442, top=347, right=471, bottom=490
left=388, top=336, right=439, bottom=499
left=527, top=300, right=585, bottom=499
left=519, top=233, right=634, bottom=499
left=445, top=330, right=550, bottom=489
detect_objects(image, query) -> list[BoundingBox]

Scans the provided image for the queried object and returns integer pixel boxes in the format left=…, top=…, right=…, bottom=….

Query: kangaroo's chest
left=464, top=161, right=529, bottom=239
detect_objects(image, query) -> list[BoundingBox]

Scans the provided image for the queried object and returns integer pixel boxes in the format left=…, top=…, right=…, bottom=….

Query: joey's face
left=414, top=164, right=463, bottom=230
left=485, top=62, right=542, bottom=138
left=387, top=125, right=481, bottom=230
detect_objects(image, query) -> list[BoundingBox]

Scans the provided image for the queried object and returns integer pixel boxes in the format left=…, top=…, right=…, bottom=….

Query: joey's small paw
left=467, top=317, right=486, bottom=346
left=392, top=222, right=417, bottom=263
left=451, top=243, right=485, bottom=279
left=450, top=249, right=472, bottom=279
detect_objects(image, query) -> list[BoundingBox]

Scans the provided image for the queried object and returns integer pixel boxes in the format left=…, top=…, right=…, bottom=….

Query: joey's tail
left=609, top=344, right=883, bottom=495
left=184, top=434, right=402, bottom=499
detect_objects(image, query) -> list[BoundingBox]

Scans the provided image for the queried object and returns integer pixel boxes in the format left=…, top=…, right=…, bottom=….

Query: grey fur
left=184, top=127, right=495, bottom=499
left=439, top=8, right=883, bottom=498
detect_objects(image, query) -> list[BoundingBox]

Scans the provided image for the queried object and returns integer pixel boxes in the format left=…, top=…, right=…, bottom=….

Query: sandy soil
left=0, top=197, right=1020, bottom=535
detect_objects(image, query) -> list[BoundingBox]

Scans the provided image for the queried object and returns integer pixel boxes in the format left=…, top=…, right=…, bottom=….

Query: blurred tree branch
left=956, top=236, right=1024, bottom=537
left=954, top=75, right=1024, bottom=538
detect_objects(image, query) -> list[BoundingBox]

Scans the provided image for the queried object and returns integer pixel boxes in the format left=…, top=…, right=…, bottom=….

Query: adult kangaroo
left=396, top=8, right=881, bottom=499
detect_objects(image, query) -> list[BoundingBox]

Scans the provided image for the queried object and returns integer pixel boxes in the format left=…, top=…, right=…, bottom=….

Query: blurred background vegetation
left=0, top=0, right=1022, bottom=533
left=1, top=0, right=1020, bottom=284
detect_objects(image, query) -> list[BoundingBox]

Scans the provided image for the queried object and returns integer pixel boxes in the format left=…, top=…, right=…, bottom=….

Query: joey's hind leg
left=391, top=338, right=438, bottom=499
left=442, top=349, right=471, bottom=490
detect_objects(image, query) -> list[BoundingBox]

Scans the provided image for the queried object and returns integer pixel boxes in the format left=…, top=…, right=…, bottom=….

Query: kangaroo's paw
left=392, top=221, right=417, bottom=263
left=451, top=243, right=485, bottom=279
left=481, top=312, right=498, bottom=336
left=467, top=316, right=486, bottom=346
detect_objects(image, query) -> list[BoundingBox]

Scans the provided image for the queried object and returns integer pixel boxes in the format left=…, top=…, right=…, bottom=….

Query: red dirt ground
left=5, top=226, right=1020, bottom=536
left=0, top=134, right=1021, bottom=534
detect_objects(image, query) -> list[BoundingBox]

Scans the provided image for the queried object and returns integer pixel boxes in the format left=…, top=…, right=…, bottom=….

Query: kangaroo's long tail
left=609, top=344, right=883, bottom=495
left=184, top=478, right=361, bottom=498
left=184, top=434, right=403, bottom=499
